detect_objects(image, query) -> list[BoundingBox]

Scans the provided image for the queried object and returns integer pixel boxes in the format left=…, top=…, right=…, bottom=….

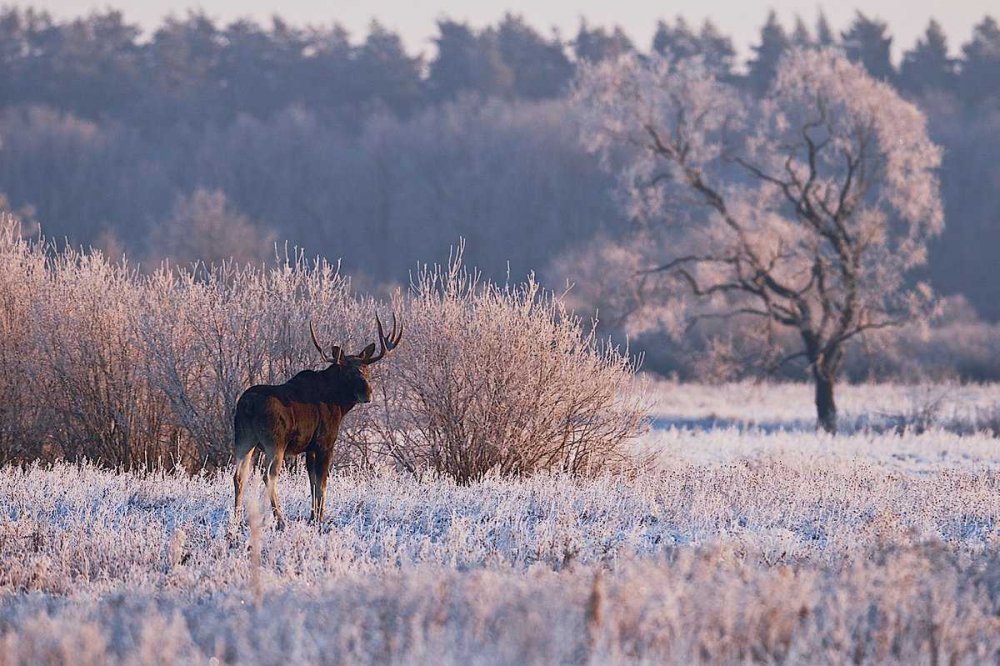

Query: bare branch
left=639, top=254, right=734, bottom=275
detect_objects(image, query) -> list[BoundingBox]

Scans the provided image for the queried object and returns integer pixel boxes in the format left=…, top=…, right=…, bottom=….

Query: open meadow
left=2, top=382, right=999, bottom=665
left=3, top=4, right=1000, bottom=663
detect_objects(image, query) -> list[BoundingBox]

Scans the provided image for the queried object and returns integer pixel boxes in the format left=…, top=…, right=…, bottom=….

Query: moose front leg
left=306, top=450, right=321, bottom=522
left=307, top=448, right=332, bottom=525
left=314, top=450, right=332, bottom=523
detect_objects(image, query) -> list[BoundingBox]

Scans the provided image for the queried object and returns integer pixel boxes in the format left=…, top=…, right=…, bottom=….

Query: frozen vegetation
left=1, top=83, right=997, bottom=656
left=0, top=222, right=644, bottom=476
left=2, top=12, right=999, bottom=663
left=2, top=382, right=1000, bottom=664
left=648, top=380, right=1000, bottom=433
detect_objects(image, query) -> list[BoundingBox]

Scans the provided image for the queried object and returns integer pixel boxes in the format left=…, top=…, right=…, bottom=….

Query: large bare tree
left=571, top=49, right=944, bottom=432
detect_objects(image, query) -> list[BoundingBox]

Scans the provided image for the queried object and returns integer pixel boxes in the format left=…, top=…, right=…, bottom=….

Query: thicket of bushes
left=0, top=218, right=647, bottom=477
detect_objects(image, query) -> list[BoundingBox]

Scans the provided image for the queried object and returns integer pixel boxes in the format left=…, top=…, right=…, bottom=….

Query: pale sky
left=18, top=0, right=996, bottom=62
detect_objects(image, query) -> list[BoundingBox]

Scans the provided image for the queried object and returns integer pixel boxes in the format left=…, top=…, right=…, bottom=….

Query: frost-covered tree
left=570, top=49, right=943, bottom=432
left=149, top=188, right=276, bottom=267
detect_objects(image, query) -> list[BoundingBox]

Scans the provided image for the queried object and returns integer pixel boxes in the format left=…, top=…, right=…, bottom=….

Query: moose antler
left=309, top=319, right=340, bottom=363
left=362, top=313, right=402, bottom=365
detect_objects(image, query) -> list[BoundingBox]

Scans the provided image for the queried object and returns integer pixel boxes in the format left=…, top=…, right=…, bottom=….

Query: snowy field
left=2, top=382, right=1000, bottom=664
left=645, top=380, right=1000, bottom=472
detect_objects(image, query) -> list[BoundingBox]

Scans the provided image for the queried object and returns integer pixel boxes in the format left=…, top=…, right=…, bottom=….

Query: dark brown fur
left=232, top=318, right=400, bottom=528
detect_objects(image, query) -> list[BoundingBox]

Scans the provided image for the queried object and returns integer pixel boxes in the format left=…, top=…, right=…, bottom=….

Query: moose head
left=308, top=314, right=403, bottom=404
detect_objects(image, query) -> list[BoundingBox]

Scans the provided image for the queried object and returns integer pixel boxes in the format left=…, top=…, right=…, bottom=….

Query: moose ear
left=330, top=346, right=344, bottom=365
left=359, top=342, right=376, bottom=360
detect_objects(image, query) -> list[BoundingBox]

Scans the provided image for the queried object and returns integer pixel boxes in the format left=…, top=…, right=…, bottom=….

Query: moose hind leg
left=232, top=443, right=255, bottom=524
left=266, top=450, right=286, bottom=530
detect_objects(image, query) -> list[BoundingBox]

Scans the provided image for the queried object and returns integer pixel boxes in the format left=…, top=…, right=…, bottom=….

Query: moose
left=232, top=314, right=402, bottom=528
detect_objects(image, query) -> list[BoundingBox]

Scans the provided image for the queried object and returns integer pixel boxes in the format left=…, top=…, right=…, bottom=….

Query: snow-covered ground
left=2, top=382, right=999, bottom=663
left=642, top=381, right=1000, bottom=473
left=647, top=378, right=1000, bottom=429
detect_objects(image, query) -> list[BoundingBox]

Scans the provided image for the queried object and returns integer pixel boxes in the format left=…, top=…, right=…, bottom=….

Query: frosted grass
left=2, top=381, right=999, bottom=663
left=647, top=379, right=1000, bottom=427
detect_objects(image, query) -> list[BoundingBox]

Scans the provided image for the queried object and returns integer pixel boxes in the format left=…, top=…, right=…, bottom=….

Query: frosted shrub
left=0, top=215, right=47, bottom=464
left=373, top=249, right=649, bottom=482
left=0, top=228, right=647, bottom=475
left=139, top=255, right=366, bottom=467
left=0, top=227, right=370, bottom=469
left=36, top=250, right=172, bottom=468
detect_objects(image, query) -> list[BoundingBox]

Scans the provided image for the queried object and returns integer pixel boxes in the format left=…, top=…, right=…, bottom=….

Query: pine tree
left=651, top=17, right=699, bottom=60
left=495, top=14, right=573, bottom=99
left=651, top=18, right=734, bottom=78
left=815, top=11, right=835, bottom=47
left=791, top=16, right=813, bottom=48
left=747, top=11, right=790, bottom=94
left=699, top=20, right=736, bottom=78
left=428, top=20, right=511, bottom=100
left=573, top=20, right=633, bottom=63
left=899, top=19, right=956, bottom=96
left=841, top=11, right=894, bottom=81
left=355, top=21, right=424, bottom=116
left=959, top=16, right=1000, bottom=106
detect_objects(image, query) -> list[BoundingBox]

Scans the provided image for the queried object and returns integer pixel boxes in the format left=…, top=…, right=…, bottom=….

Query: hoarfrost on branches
left=569, top=48, right=944, bottom=431
left=0, top=217, right=647, bottom=475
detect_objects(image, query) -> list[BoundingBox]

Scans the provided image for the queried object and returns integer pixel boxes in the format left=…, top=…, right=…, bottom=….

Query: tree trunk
left=813, top=370, right=837, bottom=434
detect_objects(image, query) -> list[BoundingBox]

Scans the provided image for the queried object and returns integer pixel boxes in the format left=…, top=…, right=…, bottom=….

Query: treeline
left=4, top=9, right=997, bottom=122
left=0, top=8, right=999, bottom=317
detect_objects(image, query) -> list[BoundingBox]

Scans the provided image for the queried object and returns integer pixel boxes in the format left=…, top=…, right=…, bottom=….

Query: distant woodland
left=0, top=8, right=998, bottom=323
